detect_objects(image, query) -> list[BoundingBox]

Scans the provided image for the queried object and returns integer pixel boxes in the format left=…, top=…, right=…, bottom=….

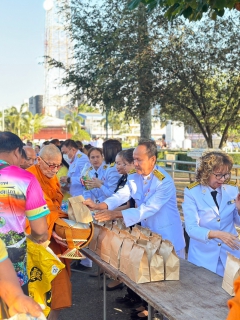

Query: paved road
left=58, top=262, right=136, bottom=320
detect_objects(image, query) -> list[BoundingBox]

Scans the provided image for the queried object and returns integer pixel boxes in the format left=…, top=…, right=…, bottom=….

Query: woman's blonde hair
left=196, top=150, right=233, bottom=185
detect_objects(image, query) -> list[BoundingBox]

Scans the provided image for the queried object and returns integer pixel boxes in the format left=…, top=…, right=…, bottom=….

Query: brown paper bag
left=112, top=224, right=121, bottom=234
left=96, top=226, right=108, bottom=256
left=101, top=229, right=114, bottom=263
left=68, top=195, right=93, bottom=223
left=131, top=226, right=141, bottom=238
left=110, top=232, right=124, bottom=269
left=150, top=247, right=164, bottom=282
left=139, top=232, right=149, bottom=241
left=149, top=234, right=162, bottom=248
left=126, top=243, right=150, bottom=283
left=119, top=237, right=135, bottom=274
left=222, top=252, right=240, bottom=296
left=135, top=224, right=151, bottom=236
left=89, top=223, right=101, bottom=252
left=159, top=239, right=179, bottom=280
left=115, top=218, right=129, bottom=230
left=137, top=239, right=164, bottom=282
left=104, top=220, right=113, bottom=229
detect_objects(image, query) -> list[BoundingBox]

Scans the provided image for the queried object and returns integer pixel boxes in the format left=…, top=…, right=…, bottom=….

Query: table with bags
left=82, top=222, right=230, bottom=320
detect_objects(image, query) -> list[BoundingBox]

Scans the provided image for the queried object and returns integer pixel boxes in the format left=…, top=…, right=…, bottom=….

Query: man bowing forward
left=84, top=139, right=185, bottom=258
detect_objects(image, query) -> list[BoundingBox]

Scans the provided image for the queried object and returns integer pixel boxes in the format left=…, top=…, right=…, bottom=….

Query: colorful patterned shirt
left=0, top=239, right=8, bottom=262
left=0, top=160, right=50, bottom=286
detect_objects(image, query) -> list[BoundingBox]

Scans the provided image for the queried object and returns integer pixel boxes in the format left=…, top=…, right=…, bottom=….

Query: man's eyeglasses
left=40, top=157, right=62, bottom=170
left=212, top=172, right=231, bottom=180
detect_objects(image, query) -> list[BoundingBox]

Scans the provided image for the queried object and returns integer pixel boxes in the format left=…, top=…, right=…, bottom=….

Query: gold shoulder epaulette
left=110, top=162, right=115, bottom=167
left=77, top=154, right=82, bottom=158
left=187, top=181, right=200, bottom=189
left=227, top=180, right=237, bottom=186
left=128, top=169, right=136, bottom=175
left=153, top=169, right=165, bottom=181
left=103, top=164, right=108, bottom=170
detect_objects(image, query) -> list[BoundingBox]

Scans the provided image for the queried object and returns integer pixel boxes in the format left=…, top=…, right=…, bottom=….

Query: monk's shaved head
left=40, top=144, right=61, bottom=159
left=38, top=144, right=62, bottom=178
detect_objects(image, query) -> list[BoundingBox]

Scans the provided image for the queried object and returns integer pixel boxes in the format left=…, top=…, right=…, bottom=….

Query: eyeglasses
left=212, top=172, right=231, bottom=180
left=40, top=157, right=62, bottom=170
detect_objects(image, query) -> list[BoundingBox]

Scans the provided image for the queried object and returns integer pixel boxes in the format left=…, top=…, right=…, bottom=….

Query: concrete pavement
left=58, top=263, right=135, bottom=320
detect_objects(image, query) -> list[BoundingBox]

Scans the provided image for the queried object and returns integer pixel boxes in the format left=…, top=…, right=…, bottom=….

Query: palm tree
left=4, top=104, right=31, bottom=137
left=64, top=111, right=90, bottom=141
left=101, top=110, right=130, bottom=138
left=22, top=113, right=44, bottom=140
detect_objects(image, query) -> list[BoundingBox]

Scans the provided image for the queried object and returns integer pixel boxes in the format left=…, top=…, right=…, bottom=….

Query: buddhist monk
left=227, top=277, right=240, bottom=320
left=26, top=144, right=72, bottom=320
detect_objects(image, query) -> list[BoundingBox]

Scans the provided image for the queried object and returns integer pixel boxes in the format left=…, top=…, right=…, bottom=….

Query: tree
left=28, top=113, right=45, bottom=140
left=77, top=103, right=100, bottom=113
left=100, top=110, right=130, bottom=137
left=154, top=14, right=240, bottom=148
left=49, top=1, right=239, bottom=148
left=128, top=0, right=240, bottom=21
left=64, top=111, right=90, bottom=141
left=4, top=104, right=32, bottom=138
left=47, top=0, right=167, bottom=139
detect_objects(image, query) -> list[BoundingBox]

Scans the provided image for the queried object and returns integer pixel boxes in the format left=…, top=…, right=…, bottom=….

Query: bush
left=177, top=153, right=196, bottom=171
left=122, top=142, right=132, bottom=149
left=229, top=153, right=240, bottom=165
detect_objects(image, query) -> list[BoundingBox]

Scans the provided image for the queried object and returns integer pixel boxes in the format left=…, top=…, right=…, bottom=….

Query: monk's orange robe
left=26, top=164, right=72, bottom=310
left=227, top=277, right=240, bottom=320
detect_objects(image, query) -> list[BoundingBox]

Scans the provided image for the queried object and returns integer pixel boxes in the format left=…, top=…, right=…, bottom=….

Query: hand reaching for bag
left=209, top=230, right=240, bottom=250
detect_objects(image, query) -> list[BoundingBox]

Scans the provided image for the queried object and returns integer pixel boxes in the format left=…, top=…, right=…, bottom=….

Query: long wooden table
left=82, top=248, right=230, bottom=320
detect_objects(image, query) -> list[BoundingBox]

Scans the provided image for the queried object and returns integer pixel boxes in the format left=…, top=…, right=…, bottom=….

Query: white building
left=79, top=112, right=166, bottom=146
left=166, top=121, right=185, bottom=149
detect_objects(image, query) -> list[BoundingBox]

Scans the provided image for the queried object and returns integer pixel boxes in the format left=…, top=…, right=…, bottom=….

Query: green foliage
left=128, top=0, right=240, bottom=21
left=3, top=104, right=43, bottom=139
left=64, top=111, right=83, bottom=136
left=71, top=130, right=91, bottom=141
left=122, top=142, right=132, bottom=148
left=64, top=110, right=90, bottom=141
left=46, top=0, right=167, bottom=139
left=48, top=1, right=239, bottom=147
left=229, top=153, right=240, bottom=165
left=77, top=103, right=99, bottom=113
left=100, top=110, right=130, bottom=137
left=176, top=153, right=196, bottom=170
left=154, top=15, right=240, bottom=148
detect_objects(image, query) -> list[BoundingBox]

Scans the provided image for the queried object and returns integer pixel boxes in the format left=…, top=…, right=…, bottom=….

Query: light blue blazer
left=105, top=166, right=185, bottom=252
left=182, top=182, right=240, bottom=274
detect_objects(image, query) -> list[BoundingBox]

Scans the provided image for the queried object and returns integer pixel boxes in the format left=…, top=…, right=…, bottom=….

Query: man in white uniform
left=60, top=140, right=90, bottom=197
left=84, top=139, right=185, bottom=257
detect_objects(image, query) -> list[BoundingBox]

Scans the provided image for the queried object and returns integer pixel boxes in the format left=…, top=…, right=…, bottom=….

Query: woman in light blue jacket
left=183, top=150, right=240, bottom=276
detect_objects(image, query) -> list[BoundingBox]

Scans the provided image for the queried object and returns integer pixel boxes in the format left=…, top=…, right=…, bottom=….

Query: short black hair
left=88, top=147, right=103, bottom=158
left=121, top=148, right=134, bottom=163
left=138, top=139, right=157, bottom=159
left=21, top=148, right=27, bottom=160
left=49, top=139, right=60, bottom=146
left=102, top=139, right=122, bottom=164
left=0, top=131, right=24, bottom=154
left=61, top=139, right=79, bottom=150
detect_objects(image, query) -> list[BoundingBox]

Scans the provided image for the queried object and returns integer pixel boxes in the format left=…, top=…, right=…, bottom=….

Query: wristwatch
left=67, top=177, right=71, bottom=184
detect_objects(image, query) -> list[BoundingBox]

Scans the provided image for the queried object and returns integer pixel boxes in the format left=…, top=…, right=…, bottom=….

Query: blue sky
left=0, top=1, right=45, bottom=109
